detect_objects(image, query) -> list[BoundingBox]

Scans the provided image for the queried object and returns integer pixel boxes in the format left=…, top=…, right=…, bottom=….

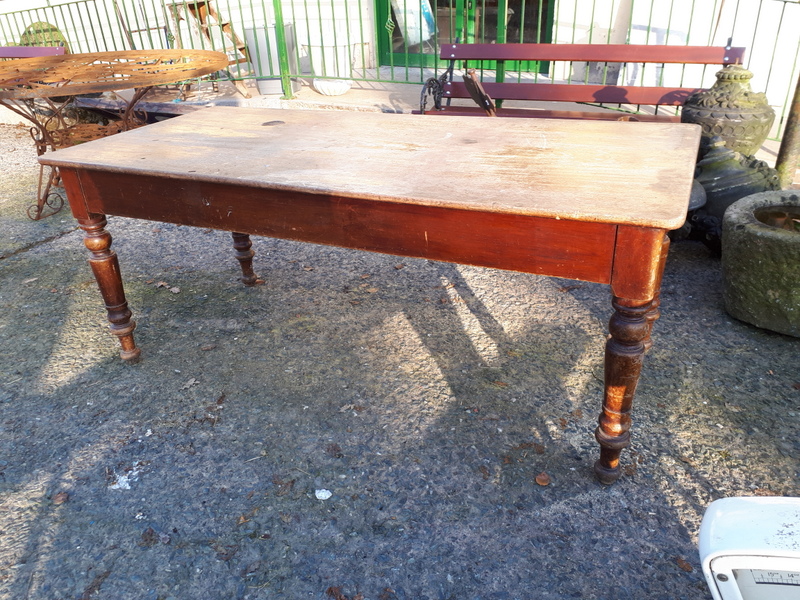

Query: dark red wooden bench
left=421, top=43, right=745, bottom=121
left=0, top=46, right=66, bottom=59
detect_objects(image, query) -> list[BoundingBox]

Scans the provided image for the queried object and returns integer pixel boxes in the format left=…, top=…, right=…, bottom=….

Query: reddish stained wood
left=424, top=106, right=680, bottom=122
left=57, top=168, right=90, bottom=220
left=78, top=214, right=140, bottom=361
left=610, top=226, right=670, bottom=302
left=595, top=297, right=653, bottom=484
left=71, top=169, right=618, bottom=283
left=444, top=43, right=745, bottom=65
left=444, top=81, right=701, bottom=106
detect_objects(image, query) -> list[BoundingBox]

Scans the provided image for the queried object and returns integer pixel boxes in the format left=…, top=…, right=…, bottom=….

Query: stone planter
left=722, top=191, right=800, bottom=337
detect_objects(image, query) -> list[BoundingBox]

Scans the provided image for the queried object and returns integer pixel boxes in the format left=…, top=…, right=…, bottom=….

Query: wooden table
left=39, top=107, right=701, bottom=484
left=0, top=49, right=227, bottom=219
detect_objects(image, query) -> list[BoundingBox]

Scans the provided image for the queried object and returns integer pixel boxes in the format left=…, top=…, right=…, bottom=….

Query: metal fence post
left=776, top=70, right=800, bottom=189
left=272, top=0, right=295, bottom=100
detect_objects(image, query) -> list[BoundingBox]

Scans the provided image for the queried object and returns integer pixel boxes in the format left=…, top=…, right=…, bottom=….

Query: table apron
left=64, top=168, right=620, bottom=283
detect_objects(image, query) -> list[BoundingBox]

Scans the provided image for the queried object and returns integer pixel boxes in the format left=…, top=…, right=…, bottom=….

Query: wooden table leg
left=79, top=215, right=140, bottom=361
left=644, top=236, right=670, bottom=353
left=594, top=228, right=670, bottom=483
left=231, top=232, right=264, bottom=286
left=594, top=297, right=653, bottom=484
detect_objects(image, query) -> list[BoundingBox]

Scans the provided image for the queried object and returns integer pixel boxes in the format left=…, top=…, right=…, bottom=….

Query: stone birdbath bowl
left=722, top=191, right=800, bottom=337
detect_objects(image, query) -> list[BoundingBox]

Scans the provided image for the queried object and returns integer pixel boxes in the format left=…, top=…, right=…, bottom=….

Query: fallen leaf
left=360, top=274, right=371, bottom=279
left=558, top=284, right=584, bottom=292
left=241, top=560, right=263, bottom=577
left=675, top=557, right=693, bottom=572
left=273, top=477, right=295, bottom=496
left=394, top=263, right=405, bottom=270
left=78, top=569, right=111, bottom=600
left=571, top=409, right=583, bottom=418
left=22, top=277, right=38, bottom=284
left=366, top=287, right=379, bottom=293
left=302, top=266, right=314, bottom=271
left=237, top=515, right=250, bottom=525
left=326, top=443, right=344, bottom=458
left=139, top=527, right=159, bottom=547
left=512, top=441, right=546, bottom=454
left=326, top=587, right=347, bottom=600
left=535, top=472, right=551, bottom=486
left=793, top=382, right=800, bottom=390
left=214, top=544, right=239, bottom=561
left=558, top=417, right=568, bottom=429
left=326, top=587, right=363, bottom=600
left=492, top=380, right=508, bottom=388
left=169, top=287, right=180, bottom=294
left=155, top=281, right=169, bottom=288
left=200, top=344, right=217, bottom=351
left=478, top=465, right=490, bottom=479
left=52, top=491, right=69, bottom=505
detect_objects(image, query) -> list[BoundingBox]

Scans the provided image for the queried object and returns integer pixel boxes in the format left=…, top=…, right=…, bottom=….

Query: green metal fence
left=0, top=0, right=798, bottom=140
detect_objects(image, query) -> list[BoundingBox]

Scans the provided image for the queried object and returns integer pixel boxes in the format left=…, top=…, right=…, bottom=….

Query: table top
left=0, top=50, right=228, bottom=99
left=40, top=107, right=701, bottom=229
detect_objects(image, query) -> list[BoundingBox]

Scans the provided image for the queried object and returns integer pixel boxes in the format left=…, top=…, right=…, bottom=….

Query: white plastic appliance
left=699, top=496, right=800, bottom=600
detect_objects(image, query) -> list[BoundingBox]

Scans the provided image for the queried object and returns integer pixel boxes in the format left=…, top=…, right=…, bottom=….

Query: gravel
left=0, top=121, right=798, bottom=600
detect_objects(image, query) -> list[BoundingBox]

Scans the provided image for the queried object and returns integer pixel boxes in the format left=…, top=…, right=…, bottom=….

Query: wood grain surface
left=41, top=107, right=701, bottom=230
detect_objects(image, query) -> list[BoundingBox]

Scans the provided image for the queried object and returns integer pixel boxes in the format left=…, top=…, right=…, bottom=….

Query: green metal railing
left=0, top=0, right=797, bottom=140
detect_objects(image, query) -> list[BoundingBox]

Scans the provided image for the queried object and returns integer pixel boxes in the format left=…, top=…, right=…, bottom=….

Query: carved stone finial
left=681, top=64, right=775, bottom=156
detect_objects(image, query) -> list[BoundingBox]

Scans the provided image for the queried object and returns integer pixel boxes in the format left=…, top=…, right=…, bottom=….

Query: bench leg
left=231, top=232, right=263, bottom=286
left=79, top=215, right=140, bottom=362
left=594, top=297, right=652, bottom=484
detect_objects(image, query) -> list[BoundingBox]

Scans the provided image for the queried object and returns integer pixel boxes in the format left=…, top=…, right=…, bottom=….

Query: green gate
left=376, top=0, right=554, bottom=71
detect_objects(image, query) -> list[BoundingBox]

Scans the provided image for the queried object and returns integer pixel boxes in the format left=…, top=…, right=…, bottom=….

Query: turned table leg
left=594, top=297, right=653, bottom=484
left=231, top=232, right=263, bottom=286
left=79, top=215, right=140, bottom=361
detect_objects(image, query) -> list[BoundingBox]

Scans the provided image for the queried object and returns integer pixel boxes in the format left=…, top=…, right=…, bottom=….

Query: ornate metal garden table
left=0, top=49, right=227, bottom=219
left=39, top=107, right=701, bottom=484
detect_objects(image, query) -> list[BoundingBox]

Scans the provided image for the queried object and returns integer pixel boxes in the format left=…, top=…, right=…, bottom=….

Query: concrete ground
left=0, top=81, right=798, bottom=600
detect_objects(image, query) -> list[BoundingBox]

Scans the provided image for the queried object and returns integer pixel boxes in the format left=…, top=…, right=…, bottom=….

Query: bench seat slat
left=423, top=106, right=679, bottom=121
left=443, top=43, right=745, bottom=65
left=445, top=81, right=700, bottom=106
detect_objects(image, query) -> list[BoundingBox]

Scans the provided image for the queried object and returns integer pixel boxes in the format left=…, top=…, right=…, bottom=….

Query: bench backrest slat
left=442, top=43, right=745, bottom=65
left=446, top=81, right=701, bottom=106
left=0, top=46, right=66, bottom=58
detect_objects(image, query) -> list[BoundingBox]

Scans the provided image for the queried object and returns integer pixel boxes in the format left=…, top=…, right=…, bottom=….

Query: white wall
left=550, top=0, right=798, bottom=138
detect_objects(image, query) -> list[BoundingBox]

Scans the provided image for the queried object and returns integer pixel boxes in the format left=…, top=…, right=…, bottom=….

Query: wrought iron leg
left=28, top=164, right=64, bottom=221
